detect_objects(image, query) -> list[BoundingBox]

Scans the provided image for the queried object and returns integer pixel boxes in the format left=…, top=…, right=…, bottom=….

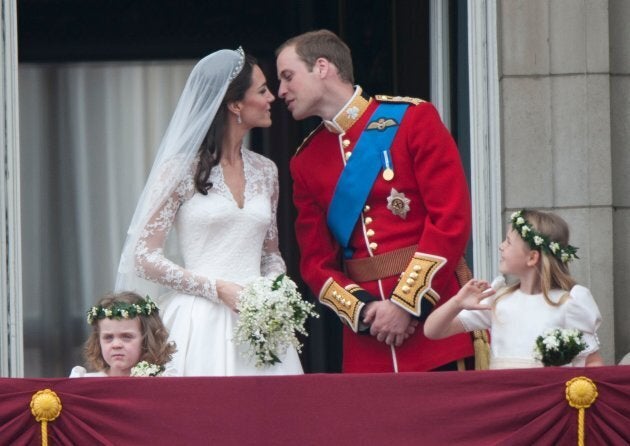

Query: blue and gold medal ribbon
left=327, top=103, right=408, bottom=258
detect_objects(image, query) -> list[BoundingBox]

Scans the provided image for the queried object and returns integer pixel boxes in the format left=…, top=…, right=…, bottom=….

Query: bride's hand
left=216, top=280, right=243, bottom=312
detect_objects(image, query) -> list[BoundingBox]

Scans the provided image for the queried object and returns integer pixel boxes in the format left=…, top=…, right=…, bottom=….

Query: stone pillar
left=499, top=0, right=615, bottom=363
left=610, top=0, right=630, bottom=362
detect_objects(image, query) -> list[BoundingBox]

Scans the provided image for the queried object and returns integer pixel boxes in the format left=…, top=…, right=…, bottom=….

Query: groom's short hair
left=276, top=29, right=354, bottom=84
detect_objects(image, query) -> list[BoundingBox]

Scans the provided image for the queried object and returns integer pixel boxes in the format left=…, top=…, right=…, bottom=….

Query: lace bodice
left=134, top=148, right=286, bottom=302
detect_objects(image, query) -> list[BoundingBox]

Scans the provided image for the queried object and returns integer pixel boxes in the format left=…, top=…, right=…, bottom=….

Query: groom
left=276, top=30, right=473, bottom=373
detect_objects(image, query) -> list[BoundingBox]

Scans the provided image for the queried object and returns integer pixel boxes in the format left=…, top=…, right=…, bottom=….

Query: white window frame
left=431, top=0, right=502, bottom=280
left=1, top=0, right=24, bottom=378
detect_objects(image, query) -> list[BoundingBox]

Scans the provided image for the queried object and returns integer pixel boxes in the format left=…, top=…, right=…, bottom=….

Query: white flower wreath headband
left=510, top=210, right=578, bottom=264
left=87, top=295, right=159, bottom=325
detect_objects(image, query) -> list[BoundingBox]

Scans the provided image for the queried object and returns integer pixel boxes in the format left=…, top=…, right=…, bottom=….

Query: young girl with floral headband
left=424, top=209, right=604, bottom=369
left=70, top=292, right=177, bottom=377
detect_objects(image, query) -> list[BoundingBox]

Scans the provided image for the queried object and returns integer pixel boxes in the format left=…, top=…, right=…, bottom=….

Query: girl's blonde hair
left=83, top=291, right=176, bottom=372
left=496, top=209, right=576, bottom=307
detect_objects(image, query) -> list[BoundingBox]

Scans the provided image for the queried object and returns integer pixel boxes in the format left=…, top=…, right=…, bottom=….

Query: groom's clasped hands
left=362, top=301, right=419, bottom=347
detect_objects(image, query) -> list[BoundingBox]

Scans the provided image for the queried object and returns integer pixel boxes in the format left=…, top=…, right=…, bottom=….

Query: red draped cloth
left=1, top=366, right=629, bottom=445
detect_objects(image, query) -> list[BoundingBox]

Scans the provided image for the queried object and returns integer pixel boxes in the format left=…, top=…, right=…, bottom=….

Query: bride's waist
left=185, top=265, right=261, bottom=283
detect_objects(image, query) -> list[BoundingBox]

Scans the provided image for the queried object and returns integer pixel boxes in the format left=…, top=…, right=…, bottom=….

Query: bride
left=115, top=48, right=303, bottom=376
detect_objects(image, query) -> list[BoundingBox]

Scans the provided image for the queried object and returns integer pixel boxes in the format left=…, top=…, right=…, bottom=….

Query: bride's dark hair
left=194, top=54, right=257, bottom=194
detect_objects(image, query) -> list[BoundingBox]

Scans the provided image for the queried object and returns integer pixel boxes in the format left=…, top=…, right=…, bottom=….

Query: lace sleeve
left=134, top=171, right=220, bottom=302
left=260, top=159, right=286, bottom=277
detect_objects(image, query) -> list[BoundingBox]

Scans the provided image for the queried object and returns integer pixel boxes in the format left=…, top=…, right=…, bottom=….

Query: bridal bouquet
left=234, top=274, right=318, bottom=368
left=533, top=328, right=587, bottom=367
left=130, top=361, right=165, bottom=377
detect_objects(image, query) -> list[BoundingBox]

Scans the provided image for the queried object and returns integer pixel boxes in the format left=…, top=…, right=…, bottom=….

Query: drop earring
left=236, top=113, right=242, bottom=124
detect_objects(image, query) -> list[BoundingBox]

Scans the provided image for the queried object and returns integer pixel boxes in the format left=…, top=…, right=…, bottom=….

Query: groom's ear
left=314, top=57, right=330, bottom=78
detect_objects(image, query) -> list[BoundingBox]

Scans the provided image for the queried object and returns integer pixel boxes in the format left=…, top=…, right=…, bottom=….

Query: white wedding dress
left=134, top=148, right=303, bottom=376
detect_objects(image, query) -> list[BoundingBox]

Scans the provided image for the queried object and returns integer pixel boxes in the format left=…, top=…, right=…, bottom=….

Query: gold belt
left=344, top=245, right=417, bottom=282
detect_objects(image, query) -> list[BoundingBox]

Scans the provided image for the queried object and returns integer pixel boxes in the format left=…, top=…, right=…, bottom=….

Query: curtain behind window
left=19, top=61, right=194, bottom=377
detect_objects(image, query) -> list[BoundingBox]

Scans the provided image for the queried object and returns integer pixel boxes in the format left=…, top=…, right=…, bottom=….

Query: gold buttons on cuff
left=364, top=217, right=373, bottom=225
left=369, top=242, right=378, bottom=251
left=413, top=265, right=422, bottom=272
left=406, top=278, right=415, bottom=285
left=402, top=285, right=411, bottom=293
left=409, top=272, right=419, bottom=279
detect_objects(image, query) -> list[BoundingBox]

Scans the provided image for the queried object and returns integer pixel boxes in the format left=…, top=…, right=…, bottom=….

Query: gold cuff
left=319, top=279, right=365, bottom=332
left=390, top=253, right=446, bottom=316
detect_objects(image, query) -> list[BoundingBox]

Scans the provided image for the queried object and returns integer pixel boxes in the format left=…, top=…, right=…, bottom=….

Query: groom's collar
left=323, top=86, right=371, bottom=135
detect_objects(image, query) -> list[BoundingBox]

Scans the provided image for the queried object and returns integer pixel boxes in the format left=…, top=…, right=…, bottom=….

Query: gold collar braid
left=324, top=86, right=371, bottom=134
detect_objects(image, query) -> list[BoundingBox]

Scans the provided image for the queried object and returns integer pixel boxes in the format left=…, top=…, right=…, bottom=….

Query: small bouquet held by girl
left=233, top=274, right=318, bottom=368
left=533, top=327, right=587, bottom=367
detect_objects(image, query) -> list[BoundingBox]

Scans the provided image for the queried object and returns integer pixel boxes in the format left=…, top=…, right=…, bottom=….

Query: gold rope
left=565, top=377, right=598, bottom=446
left=30, top=389, right=62, bottom=446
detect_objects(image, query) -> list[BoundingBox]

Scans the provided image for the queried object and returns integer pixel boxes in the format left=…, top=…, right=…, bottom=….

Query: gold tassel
left=565, top=377, right=598, bottom=446
left=473, top=330, right=490, bottom=370
left=30, top=389, right=62, bottom=446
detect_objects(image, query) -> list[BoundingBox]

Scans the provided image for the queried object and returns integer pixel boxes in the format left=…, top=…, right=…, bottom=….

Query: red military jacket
left=290, top=87, right=473, bottom=372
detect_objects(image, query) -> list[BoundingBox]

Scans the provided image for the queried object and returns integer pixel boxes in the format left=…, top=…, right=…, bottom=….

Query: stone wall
left=498, top=0, right=625, bottom=363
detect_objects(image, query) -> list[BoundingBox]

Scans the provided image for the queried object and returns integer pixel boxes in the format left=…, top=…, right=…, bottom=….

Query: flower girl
left=424, top=209, right=604, bottom=369
left=70, top=292, right=176, bottom=377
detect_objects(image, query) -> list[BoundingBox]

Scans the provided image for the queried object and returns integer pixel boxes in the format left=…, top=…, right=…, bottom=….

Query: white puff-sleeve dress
left=457, top=284, right=601, bottom=369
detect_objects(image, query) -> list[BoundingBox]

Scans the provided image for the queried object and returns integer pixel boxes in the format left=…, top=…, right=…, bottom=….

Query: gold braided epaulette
left=375, top=94, right=425, bottom=106
left=294, top=123, right=324, bottom=156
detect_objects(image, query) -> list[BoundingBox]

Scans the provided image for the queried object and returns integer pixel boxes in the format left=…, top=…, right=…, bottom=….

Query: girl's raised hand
left=454, top=279, right=495, bottom=310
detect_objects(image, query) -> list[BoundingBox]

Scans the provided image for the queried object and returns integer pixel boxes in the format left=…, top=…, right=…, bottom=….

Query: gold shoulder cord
left=375, top=94, right=425, bottom=106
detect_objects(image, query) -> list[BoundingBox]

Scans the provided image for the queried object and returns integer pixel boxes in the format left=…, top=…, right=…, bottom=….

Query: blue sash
left=327, top=103, right=408, bottom=258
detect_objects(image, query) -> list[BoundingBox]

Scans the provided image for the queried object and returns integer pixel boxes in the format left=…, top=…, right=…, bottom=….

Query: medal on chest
left=386, top=188, right=411, bottom=219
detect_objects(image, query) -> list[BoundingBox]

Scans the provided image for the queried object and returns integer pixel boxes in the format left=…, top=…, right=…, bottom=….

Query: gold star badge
left=386, top=188, right=411, bottom=219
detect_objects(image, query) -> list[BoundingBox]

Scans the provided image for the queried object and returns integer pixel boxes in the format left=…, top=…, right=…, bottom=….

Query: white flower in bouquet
left=233, top=274, right=319, bottom=368
left=130, top=361, right=165, bottom=377
left=533, top=328, right=587, bottom=367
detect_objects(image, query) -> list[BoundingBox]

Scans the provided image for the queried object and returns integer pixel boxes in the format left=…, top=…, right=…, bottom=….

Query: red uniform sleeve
left=405, top=102, right=471, bottom=298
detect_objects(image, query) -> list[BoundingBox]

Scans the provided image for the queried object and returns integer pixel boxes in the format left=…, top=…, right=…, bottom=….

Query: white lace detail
left=134, top=148, right=285, bottom=303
